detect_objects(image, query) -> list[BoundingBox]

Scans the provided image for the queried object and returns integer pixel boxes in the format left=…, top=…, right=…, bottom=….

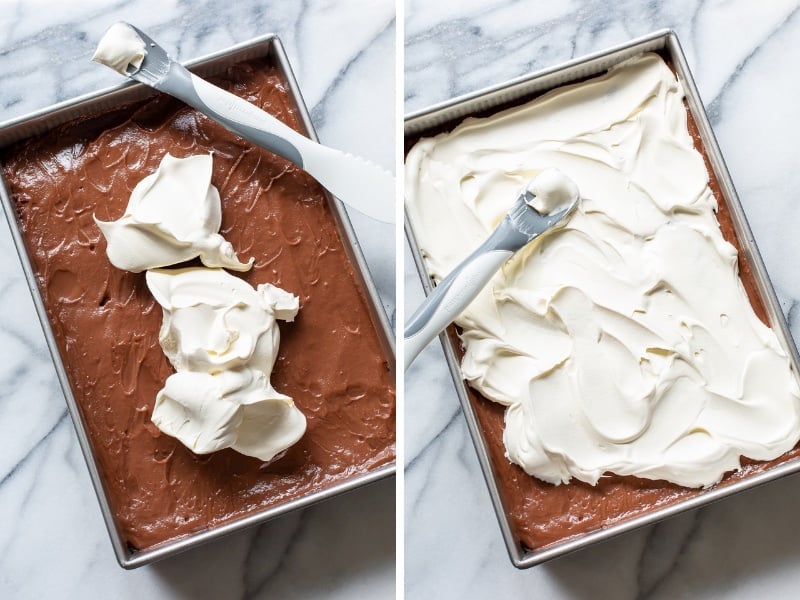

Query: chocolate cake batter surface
left=2, top=57, right=395, bottom=552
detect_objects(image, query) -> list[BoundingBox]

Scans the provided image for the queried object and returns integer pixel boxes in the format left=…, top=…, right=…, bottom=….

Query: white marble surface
left=0, top=1, right=395, bottom=598
left=404, top=0, right=800, bottom=598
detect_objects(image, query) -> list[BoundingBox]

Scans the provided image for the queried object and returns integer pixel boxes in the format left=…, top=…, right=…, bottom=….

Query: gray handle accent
left=404, top=248, right=512, bottom=371
left=157, top=61, right=305, bottom=167
left=118, top=23, right=395, bottom=222
left=404, top=218, right=535, bottom=370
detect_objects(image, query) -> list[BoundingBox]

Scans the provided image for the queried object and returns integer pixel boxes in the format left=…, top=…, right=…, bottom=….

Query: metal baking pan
left=404, top=29, right=800, bottom=568
left=0, top=33, right=395, bottom=569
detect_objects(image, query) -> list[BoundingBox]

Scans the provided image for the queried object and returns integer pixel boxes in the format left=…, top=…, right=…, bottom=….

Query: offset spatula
left=93, top=22, right=394, bottom=224
left=404, top=175, right=580, bottom=370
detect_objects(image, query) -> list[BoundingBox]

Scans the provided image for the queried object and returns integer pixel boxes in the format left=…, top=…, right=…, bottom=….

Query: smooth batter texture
left=406, top=53, right=800, bottom=489
left=3, top=58, right=395, bottom=552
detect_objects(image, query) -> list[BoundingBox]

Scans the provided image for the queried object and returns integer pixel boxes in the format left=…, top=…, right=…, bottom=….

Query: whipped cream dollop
left=526, top=168, right=579, bottom=214
left=146, top=267, right=305, bottom=461
left=95, top=153, right=253, bottom=273
left=405, top=53, right=800, bottom=488
left=92, top=22, right=146, bottom=75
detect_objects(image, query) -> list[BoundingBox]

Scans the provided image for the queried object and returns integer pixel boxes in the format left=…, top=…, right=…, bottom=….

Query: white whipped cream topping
left=95, top=153, right=253, bottom=273
left=92, top=22, right=146, bottom=75
left=405, top=53, right=800, bottom=488
left=527, top=168, right=579, bottom=214
left=146, top=267, right=305, bottom=461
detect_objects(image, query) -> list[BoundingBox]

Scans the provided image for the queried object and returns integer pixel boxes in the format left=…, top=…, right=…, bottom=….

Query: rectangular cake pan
left=405, top=29, right=800, bottom=568
left=0, top=33, right=395, bottom=569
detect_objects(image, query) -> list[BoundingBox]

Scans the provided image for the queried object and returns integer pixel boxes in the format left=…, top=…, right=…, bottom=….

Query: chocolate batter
left=2, top=58, right=395, bottom=552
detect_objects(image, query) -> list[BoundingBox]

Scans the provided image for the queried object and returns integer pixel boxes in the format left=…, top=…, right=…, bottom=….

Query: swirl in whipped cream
left=405, top=53, right=800, bottom=488
left=146, top=267, right=305, bottom=461
left=95, top=153, right=253, bottom=273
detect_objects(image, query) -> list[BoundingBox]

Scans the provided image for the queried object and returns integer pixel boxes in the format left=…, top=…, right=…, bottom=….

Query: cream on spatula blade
left=92, top=22, right=395, bottom=224
left=404, top=168, right=581, bottom=370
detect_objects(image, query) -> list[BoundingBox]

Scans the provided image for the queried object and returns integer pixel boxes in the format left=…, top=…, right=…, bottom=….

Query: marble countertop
left=404, top=0, right=800, bottom=598
left=6, top=0, right=800, bottom=597
left=0, top=1, right=394, bottom=598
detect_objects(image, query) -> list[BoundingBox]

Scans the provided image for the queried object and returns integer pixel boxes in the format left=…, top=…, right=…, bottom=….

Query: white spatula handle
left=156, top=61, right=394, bottom=223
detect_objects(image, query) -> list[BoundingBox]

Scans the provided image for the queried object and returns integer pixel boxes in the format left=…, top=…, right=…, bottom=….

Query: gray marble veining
left=0, top=1, right=394, bottom=598
left=6, top=0, right=800, bottom=596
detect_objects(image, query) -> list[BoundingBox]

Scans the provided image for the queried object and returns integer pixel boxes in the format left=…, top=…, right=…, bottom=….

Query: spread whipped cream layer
left=95, top=153, right=253, bottom=273
left=146, top=267, right=305, bottom=461
left=92, top=22, right=146, bottom=75
left=405, top=53, right=800, bottom=488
